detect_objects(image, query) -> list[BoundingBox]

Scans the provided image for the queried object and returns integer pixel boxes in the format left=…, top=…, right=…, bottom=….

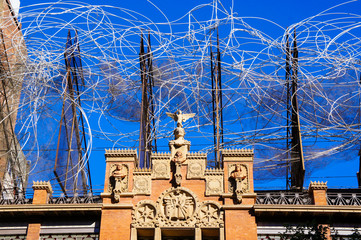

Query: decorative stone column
left=154, top=226, right=161, bottom=240
left=219, top=223, right=225, bottom=240
left=130, top=225, right=137, bottom=240
left=195, top=224, right=202, bottom=240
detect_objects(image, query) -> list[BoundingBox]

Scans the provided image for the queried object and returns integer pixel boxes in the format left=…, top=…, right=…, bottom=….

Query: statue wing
left=182, top=113, right=195, bottom=122
left=166, top=112, right=177, bottom=121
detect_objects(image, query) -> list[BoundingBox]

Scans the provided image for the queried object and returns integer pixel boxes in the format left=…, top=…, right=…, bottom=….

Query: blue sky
left=17, top=0, right=361, bottom=192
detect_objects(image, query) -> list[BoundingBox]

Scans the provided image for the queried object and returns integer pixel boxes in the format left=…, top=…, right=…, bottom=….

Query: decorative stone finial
left=32, top=181, right=53, bottom=193
left=309, top=181, right=327, bottom=190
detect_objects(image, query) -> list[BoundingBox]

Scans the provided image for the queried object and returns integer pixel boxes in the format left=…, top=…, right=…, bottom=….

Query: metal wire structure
left=0, top=0, right=360, bottom=191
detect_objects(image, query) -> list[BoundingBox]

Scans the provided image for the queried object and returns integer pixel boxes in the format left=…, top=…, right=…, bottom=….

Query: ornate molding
left=187, top=152, right=207, bottom=160
left=205, top=168, right=224, bottom=176
left=131, top=187, right=225, bottom=229
left=151, top=152, right=171, bottom=160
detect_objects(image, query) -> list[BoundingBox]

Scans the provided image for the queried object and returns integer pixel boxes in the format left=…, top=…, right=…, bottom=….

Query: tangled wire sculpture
left=2, top=0, right=361, bottom=190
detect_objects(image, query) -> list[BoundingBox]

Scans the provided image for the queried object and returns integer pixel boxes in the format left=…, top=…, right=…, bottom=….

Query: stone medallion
left=157, top=187, right=198, bottom=227
left=132, top=200, right=157, bottom=227
left=199, top=201, right=222, bottom=227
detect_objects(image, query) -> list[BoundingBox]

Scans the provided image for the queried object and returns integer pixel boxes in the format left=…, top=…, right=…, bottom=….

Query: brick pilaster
left=27, top=181, right=53, bottom=240
left=32, top=181, right=53, bottom=204
left=26, top=223, right=41, bottom=240
left=309, top=182, right=331, bottom=240
left=224, top=208, right=257, bottom=240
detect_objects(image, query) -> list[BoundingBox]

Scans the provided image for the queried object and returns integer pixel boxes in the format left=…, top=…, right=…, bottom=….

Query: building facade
left=0, top=112, right=360, bottom=239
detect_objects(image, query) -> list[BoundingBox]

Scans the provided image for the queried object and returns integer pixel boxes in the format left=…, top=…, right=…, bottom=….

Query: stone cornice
left=102, top=204, right=133, bottom=209
left=105, top=149, right=137, bottom=158
left=222, top=204, right=254, bottom=210
left=133, top=168, right=152, bottom=175
left=254, top=204, right=361, bottom=216
left=151, top=152, right=171, bottom=160
left=186, top=152, right=207, bottom=160
left=0, top=204, right=102, bottom=216
left=222, top=148, right=253, bottom=157
left=205, top=168, right=224, bottom=176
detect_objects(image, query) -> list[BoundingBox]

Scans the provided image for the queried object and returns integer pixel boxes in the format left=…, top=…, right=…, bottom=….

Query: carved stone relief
left=172, top=151, right=184, bottom=187
left=157, top=187, right=198, bottom=227
left=205, top=169, right=224, bottom=196
left=108, top=163, right=128, bottom=202
left=206, top=178, right=223, bottom=196
left=198, top=201, right=223, bottom=228
left=187, top=161, right=205, bottom=179
left=167, top=110, right=194, bottom=163
left=163, top=189, right=195, bottom=220
left=131, top=187, right=224, bottom=229
left=132, top=200, right=157, bottom=227
left=152, top=153, right=171, bottom=179
left=133, top=172, right=151, bottom=195
left=228, top=164, right=249, bottom=203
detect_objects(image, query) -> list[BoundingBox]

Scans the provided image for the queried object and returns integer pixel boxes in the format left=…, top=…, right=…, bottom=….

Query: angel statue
left=166, top=110, right=195, bottom=128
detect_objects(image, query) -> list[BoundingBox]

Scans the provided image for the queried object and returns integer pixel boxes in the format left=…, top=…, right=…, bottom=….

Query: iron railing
left=48, top=194, right=102, bottom=204
left=326, top=192, right=361, bottom=206
left=0, top=195, right=32, bottom=205
left=256, top=192, right=312, bottom=205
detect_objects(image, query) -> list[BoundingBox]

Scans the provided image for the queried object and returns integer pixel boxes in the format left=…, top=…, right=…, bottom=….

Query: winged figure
left=166, top=110, right=195, bottom=127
